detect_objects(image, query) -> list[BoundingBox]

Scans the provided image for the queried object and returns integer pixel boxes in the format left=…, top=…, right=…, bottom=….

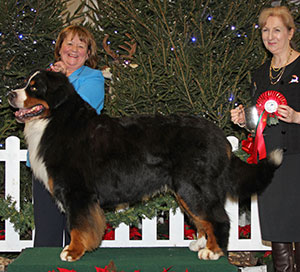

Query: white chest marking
left=25, top=119, right=50, bottom=190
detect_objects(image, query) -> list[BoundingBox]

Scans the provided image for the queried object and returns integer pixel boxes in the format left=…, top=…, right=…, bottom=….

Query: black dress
left=253, top=56, right=300, bottom=242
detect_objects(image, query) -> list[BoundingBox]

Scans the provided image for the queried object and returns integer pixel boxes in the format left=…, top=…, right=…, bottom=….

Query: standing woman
left=32, top=25, right=105, bottom=247
left=231, top=6, right=300, bottom=272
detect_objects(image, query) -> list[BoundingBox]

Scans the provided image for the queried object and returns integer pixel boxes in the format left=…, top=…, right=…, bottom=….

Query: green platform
left=7, top=247, right=238, bottom=272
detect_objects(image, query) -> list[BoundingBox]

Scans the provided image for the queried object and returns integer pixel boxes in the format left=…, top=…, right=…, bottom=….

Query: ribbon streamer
left=243, top=91, right=287, bottom=164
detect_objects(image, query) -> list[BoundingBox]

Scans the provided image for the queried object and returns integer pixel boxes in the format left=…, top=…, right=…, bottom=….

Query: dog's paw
left=60, top=245, right=84, bottom=262
left=189, top=236, right=207, bottom=252
left=198, top=247, right=223, bottom=260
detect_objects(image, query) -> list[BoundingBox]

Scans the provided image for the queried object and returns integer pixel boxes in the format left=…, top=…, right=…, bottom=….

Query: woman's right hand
left=231, top=105, right=246, bottom=127
left=50, top=61, right=66, bottom=74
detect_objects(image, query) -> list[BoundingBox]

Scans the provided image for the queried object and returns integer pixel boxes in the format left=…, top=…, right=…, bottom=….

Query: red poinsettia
left=263, top=251, right=272, bottom=258
left=162, top=266, right=174, bottom=272
left=0, top=230, right=5, bottom=240
left=50, top=266, right=188, bottom=272
left=239, top=224, right=251, bottom=239
left=184, top=224, right=196, bottom=240
left=129, top=226, right=142, bottom=240
left=48, top=268, right=77, bottom=272
left=103, top=224, right=115, bottom=240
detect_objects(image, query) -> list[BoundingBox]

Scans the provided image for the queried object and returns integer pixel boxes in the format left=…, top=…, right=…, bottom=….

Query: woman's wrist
left=294, top=112, right=300, bottom=124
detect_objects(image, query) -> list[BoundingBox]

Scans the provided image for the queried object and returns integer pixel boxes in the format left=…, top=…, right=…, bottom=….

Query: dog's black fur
left=8, top=70, right=282, bottom=262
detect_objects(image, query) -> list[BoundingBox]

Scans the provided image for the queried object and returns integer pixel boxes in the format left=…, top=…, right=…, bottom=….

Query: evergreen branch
left=210, top=2, right=236, bottom=44
left=119, top=0, right=160, bottom=43
left=105, top=193, right=178, bottom=228
left=156, top=1, right=194, bottom=108
left=0, top=196, right=34, bottom=236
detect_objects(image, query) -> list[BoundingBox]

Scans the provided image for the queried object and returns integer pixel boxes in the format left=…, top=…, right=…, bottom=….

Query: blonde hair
left=54, top=25, right=98, bottom=68
left=259, top=6, right=296, bottom=31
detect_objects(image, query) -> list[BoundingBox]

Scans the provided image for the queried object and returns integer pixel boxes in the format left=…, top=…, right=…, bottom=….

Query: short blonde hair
left=54, top=25, right=98, bottom=68
left=259, top=6, right=296, bottom=31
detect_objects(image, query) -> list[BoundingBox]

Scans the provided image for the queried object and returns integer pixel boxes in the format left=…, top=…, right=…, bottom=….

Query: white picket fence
left=0, top=136, right=271, bottom=252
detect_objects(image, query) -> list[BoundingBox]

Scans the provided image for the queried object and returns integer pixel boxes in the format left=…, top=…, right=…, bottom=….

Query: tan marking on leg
left=82, top=204, right=106, bottom=251
left=175, top=195, right=205, bottom=238
left=60, top=203, right=106, bottom=262
left=175, top=194, right=223, bottom=258
left=199, top=220, right=223, bottom=255
left=60, top=229, right=86, bottom=262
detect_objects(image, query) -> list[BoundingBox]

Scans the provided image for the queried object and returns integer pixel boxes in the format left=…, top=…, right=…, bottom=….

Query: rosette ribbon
left=246, top=90, right=287, bottom=164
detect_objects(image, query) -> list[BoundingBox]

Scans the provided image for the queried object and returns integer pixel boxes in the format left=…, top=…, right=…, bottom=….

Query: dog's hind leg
left=175, top=194, right=225, bottom=260
left=175, top=195, right=207, bottom=250
left=60, top=202, right=106, bottom=262
left=207, top=207, right=230, bottom=257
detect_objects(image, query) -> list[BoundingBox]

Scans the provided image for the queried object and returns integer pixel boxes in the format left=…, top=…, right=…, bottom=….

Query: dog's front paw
left=60, top=245, right=84, bottom=262
left=198, top=247, right=223, bottom=260
left=189, top=236, right=207, bottom=252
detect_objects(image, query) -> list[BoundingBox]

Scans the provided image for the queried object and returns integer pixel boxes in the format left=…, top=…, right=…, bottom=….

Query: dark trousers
left=33, top=176, right=70, bottom=247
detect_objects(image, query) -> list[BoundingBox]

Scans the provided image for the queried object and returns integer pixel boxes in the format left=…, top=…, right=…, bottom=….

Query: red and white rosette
left=247, top=90, right=287, bottom=164
left=256, top=90, right=287, bottom=116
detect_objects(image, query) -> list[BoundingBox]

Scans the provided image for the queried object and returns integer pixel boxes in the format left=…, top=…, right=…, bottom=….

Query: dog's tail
left=228, top=149, right=283, bottom=200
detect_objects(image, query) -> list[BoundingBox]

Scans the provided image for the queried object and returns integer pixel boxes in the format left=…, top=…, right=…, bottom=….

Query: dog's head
left=8, top=70, right=74, bottom=123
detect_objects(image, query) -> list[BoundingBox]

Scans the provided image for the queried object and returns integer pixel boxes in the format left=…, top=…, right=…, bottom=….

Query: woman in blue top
left=33, top=25, right=105, bottom=247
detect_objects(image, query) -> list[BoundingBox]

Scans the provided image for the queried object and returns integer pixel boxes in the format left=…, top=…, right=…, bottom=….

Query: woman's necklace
left=269, top=49, right=293, bottom=85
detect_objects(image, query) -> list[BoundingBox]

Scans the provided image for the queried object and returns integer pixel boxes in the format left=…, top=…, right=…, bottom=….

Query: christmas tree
left=86, top=0, right=278, bottom=135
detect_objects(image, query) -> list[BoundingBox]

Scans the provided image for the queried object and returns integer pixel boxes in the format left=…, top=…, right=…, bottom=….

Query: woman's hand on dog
left=50, top=61, right=67, bottom=74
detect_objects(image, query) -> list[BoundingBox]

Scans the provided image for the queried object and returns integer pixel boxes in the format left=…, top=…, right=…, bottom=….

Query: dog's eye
left=31, top=86, right=37, bottom=92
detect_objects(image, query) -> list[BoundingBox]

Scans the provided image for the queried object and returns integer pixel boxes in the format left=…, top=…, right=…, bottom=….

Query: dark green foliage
left=105, top=194, right=178, bottom=228
left=0, top=195, right=34, bottom=236
left=86, top=0, right=275, bottom=135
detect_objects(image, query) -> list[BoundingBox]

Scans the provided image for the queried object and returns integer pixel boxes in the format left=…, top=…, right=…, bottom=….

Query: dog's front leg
left=60, top=203, right=106, bottom=262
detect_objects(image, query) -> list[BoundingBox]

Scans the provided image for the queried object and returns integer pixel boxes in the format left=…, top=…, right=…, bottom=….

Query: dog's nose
left=7, top=91, right=16, bottom=102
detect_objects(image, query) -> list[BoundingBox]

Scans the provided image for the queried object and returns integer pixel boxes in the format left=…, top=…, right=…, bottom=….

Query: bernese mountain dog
left=8, top=70, right=282, bottom=262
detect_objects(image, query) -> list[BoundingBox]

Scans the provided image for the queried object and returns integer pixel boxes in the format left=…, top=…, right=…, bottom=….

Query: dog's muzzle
left=7, top=91, right=17, bottom=107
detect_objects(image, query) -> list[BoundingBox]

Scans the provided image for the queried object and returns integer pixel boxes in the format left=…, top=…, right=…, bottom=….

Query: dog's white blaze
left=9, top=88, right=27, bottom=108
left=9, top=71, right=41, bottom=108
left=24, top=119, right=49, bottom=190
